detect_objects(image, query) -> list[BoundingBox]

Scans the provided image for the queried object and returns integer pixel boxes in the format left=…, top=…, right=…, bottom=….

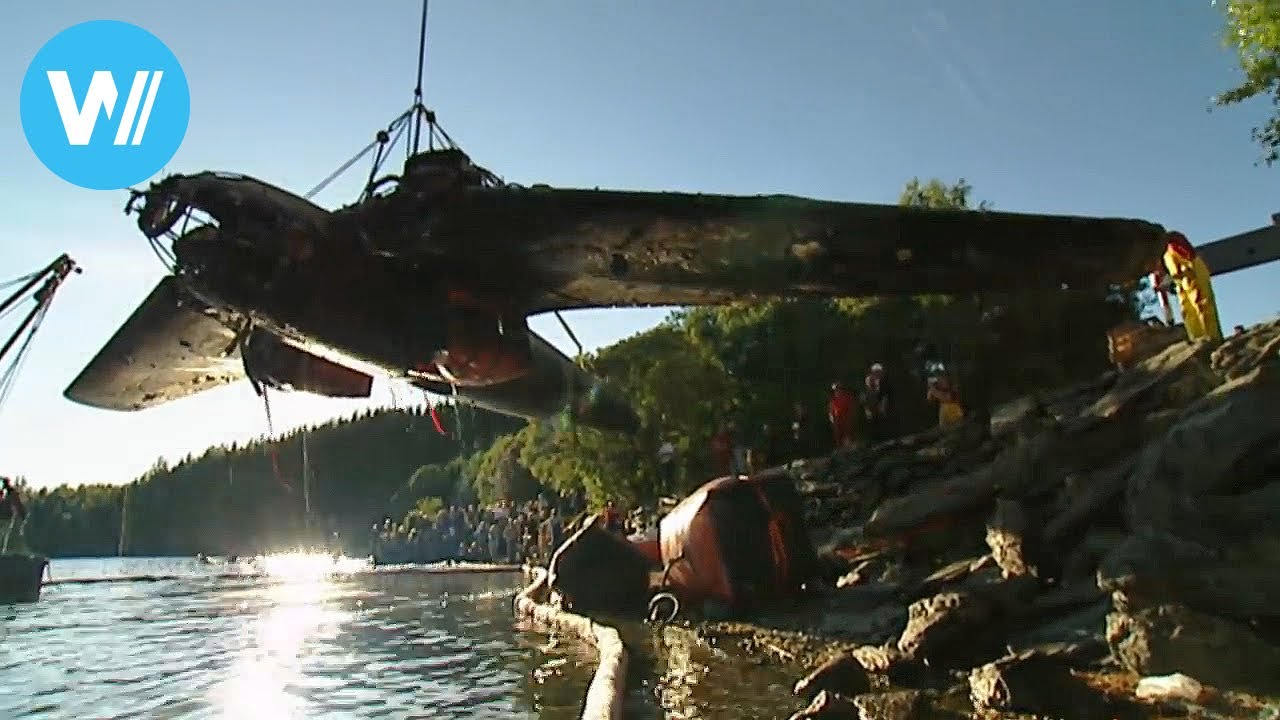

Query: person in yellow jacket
left=926, top=376, right=965, bottom=428
left=1160, top=231, right=1223, bottom=344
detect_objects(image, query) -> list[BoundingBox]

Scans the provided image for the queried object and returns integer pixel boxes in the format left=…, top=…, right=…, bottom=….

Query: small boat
left=0, top=553, right=48, bottom=604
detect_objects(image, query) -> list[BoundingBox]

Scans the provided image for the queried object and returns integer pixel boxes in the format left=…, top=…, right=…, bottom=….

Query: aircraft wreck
left=63, top=139, right=1171, bottom=433
left=62, top=2, right=1172, bottom=434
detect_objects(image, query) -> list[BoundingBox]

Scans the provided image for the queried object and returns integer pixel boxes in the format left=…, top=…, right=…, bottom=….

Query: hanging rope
left=0, top=302, right=50, bottom=415
left=258, top=387, right=293, bottom=493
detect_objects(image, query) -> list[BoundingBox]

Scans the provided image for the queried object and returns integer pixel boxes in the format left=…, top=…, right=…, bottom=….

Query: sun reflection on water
left=257, top=550, right=371, bottom=580
left=212, top=551, right=365, bottom=719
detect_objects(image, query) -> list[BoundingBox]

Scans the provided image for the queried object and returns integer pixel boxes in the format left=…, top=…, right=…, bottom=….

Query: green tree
left=899, top=177, right=992, bottom=210
left=406, top=496, right=444, bottom=525
left=1214, top=0, right=1280, bottom=164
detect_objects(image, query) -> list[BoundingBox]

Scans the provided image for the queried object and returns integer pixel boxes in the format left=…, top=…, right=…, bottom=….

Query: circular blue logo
left=20, top=20, right=190, bottom=191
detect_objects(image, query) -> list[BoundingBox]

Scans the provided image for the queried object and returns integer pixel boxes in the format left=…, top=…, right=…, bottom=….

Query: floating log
left=513, top=568, right=628, bottom=720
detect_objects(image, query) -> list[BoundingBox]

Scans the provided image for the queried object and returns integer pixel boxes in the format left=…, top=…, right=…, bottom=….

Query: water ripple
left=2, top=558, right=594, bottom=719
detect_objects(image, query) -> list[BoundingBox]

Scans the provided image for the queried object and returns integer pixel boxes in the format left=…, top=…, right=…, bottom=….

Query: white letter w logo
left=46, top=70, right=164, bottom=146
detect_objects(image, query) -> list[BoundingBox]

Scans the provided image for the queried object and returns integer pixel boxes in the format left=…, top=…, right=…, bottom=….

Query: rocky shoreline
left=687, top=318, right=1280, bottom=719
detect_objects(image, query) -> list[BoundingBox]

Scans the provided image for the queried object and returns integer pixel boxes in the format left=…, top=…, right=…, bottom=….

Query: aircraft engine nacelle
left=423, top=293, right=534, bottom=387
left=414, top=330, right=639, bottom=435
left=242, top=329, right=374, bottom=399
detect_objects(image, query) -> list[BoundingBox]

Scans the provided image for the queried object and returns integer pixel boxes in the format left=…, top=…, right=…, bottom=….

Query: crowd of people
left=370, top=495, right=586, bottom=565
left=371, top=360, right=973, bottom=566
left=370, top=493, right=670, bottom=567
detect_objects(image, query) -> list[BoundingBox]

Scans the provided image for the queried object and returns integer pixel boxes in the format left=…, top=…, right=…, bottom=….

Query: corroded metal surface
left=404, top=187, right=1169, bottom=313
left=65, top=278, right=243, bottom=410
left=65, top=158, right=1170, bottom=432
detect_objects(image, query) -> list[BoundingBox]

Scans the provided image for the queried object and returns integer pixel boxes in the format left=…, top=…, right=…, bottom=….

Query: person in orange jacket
left=828, top=382, right=857, bottom=448
left=1160, top=231, right=1223, bottom=344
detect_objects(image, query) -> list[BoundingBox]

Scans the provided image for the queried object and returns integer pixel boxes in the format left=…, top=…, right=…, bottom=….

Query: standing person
left=1160, top=231, right=1223, bottom=344
left=487, top=517, right=503, bottom=564
left=601, top=500, right=623, bottom=534
left=926, top=375, right=965, bottom=429
left=1, top=478, right=27, bottom=553
left=710, top=424, right=733, bottom=476
left=786, top=401, right=821, bottom=461
left=656, top=436, right=677, bottom=495
left=828, top=382, right=856, bottom=449
left=863, top=364, right=892, bottom=442
left=728, top=420, right=749, bottom=476
left=503, top=517, right=521, bottom=563
left=750, top=423, right=781, bottom=473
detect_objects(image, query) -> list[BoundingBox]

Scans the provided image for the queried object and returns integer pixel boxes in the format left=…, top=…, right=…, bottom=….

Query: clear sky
left=2, top=1, right=1276, bottom=489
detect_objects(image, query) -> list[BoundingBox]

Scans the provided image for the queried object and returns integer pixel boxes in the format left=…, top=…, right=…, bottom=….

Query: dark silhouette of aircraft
left=63, top=147, right=1168, bottom=433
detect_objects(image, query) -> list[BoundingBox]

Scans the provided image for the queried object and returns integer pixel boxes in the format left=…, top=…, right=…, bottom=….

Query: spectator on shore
left=863, top=363, right=891, bottom=442
left=926, top=375, right=965, bottom=429
left=728, top=420, right=749, bottom=476
left=710, top=424, right=733, bottom=476
left=828, top=382, right=857, bottom=449
left=786, top=401, right=821, bottom=461
left=657, top=436, right=677, bottom=494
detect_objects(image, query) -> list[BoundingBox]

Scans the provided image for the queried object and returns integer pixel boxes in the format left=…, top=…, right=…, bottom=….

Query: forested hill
left=14, top=178, right=1150, bottom=558
left=20, top=403, right=524, bottom=557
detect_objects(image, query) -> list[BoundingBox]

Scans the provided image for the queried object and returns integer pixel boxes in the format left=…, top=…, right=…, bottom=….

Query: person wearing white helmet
left=863, top=363, right=891, bottom=442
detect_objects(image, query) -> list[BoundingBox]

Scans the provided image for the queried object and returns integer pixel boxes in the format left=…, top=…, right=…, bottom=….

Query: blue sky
left=2, top=1, right=1276, bottom=488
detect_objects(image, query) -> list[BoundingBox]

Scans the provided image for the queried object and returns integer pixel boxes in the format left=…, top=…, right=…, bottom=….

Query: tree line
left=7, top=177, right=1152, bottom=558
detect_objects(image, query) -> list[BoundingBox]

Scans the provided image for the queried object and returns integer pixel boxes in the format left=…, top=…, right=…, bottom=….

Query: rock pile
left=705, top=319, right=1280, bottom=719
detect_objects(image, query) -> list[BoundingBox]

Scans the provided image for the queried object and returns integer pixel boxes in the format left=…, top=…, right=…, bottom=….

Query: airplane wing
left=422, top=188, right=1169, bottom=314
left=65, top=277, right=246, bottom=410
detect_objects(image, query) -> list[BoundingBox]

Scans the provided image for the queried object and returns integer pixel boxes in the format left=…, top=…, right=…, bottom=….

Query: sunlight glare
left=212, top=551, right=361, bottom=719
left=257, top=550, right=369, bottom=581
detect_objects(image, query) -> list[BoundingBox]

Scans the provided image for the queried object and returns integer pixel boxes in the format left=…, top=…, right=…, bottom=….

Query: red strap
left=749, top=482, right=791, bottom=589
left=268, top=446, right=292, bottom=493
left=430, top=406, right=449, bottom=435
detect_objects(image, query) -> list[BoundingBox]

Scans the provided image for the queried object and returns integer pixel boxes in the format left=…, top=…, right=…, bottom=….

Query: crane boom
left=0, top=254, right=81, bottom=414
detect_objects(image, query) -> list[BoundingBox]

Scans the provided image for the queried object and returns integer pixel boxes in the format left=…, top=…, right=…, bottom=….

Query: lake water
left=0, top=556, right=801, bottom=719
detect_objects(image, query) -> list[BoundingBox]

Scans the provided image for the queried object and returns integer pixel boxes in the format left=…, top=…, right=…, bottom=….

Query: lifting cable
left=411, top=0, right=430, bottom=155
left=303, top=0, right=454, bottom=204
left=0, top=301, right=51, bottom=415
left=552, top=310, right=589, bottom=441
